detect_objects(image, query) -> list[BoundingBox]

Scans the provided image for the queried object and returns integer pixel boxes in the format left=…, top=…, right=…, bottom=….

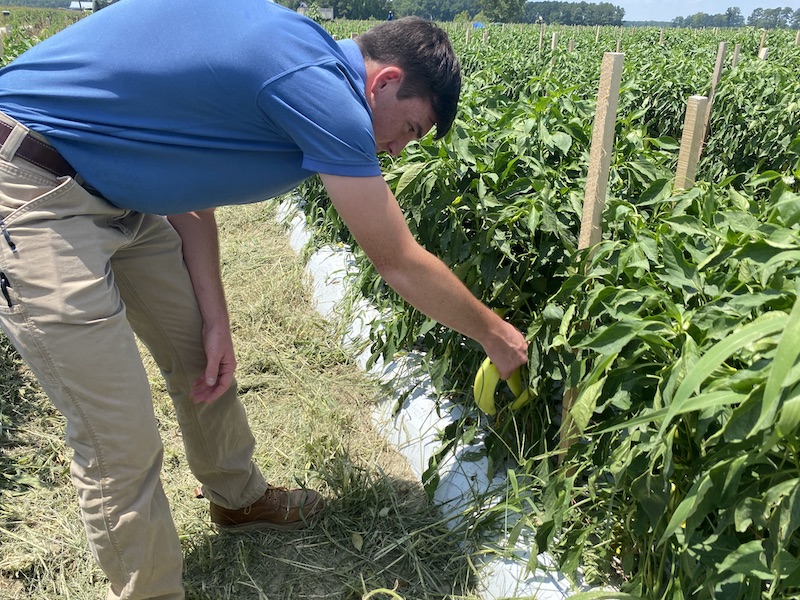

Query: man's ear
left=371, top=66, right=403, bottom=95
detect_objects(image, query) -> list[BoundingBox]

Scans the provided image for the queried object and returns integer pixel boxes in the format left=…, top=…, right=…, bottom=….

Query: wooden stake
left=551, top=31, right=559, bottom=66
left=482, top=28, right=488, bottom=44
left=578, top=52, right=624, bottom=250
left=759, top=47, right=769, bottom=60
left=659, top=28, right=664, bottom=45
left=568, top=38, right=574, bottom=53
left=732, top=43, right=741, bottom=68
left=538, top=22, right=545, bottom=54
left=675, top=96, right=709, bottom=191
left=562, top=52, right=624, bottom=461
left=595, top=24, right=600, bottom=43
left=465, top=26, right=471, bottom=44
left=795, top=30, right=799, bottom=45
left=702, top=42, right=727, bottom=144
left=759, top=30, right=767, bottom=54
left=615, top=38, right=621, bottom=52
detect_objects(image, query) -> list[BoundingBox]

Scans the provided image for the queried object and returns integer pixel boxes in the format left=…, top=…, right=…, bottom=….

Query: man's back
left=0, top=0, right=379, bottom=212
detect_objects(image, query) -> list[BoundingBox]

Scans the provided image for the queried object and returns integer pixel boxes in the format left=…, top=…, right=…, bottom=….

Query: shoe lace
left=264, top=486, right=292, bottom=511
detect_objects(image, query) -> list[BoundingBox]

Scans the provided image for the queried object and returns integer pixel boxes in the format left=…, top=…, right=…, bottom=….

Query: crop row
left=304, top=22, right=800, bottom=598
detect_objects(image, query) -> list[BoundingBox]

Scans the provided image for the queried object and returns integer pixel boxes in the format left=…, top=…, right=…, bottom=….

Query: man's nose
left=388, top=135, right=414, bottom=157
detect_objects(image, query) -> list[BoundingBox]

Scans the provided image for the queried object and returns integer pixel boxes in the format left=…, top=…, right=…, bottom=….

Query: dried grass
left=0, top=201, right=478, bottom=600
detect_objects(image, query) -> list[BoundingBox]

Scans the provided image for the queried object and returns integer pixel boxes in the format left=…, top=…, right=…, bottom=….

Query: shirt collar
left=336, top=38, right=367, bottom=87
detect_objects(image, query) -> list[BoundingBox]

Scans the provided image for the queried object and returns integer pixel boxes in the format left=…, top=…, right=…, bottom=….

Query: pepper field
left=3, top=10, right=800, bottom=599
left=303, top=21, right=800, bottom=599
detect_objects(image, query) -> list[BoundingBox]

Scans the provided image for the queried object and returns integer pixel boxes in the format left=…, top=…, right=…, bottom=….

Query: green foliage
left=328, top=0, right=389, bottom=21
left=303, top=1, right=326, bottom=23
left=541, top=175, right=800, bottom=597
left=748, top=7, right=800, bottom=29
left=0, top=30, right=36, bottom=64
left=7, top=12, right=800, bottom=598
left=300, top=22, right=800, bottom=599
left=475, top=0, right=525, bottom=23
left=673, top=7, right=800, bottom=29
left=0, top=1, right=69, bottom=8
left=701, top=61, right=800, bottom=182
left=387, top=0, right=625, bottom=24
left=525, top=1, right=624, bottom=26
left=674, top=7, right=800, bottom=29
left=0, top=5, right=82, bottom=61
left=391, top=0, right=477, bottom=22
left=672, top=7, right=746, bottom=29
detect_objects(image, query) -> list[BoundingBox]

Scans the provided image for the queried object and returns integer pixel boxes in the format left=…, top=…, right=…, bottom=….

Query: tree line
left=0, top=0, right=796, bottom=29
left=525, top=2, right=623, bottom=26
left=282, top=0, right=624, bottom=24
left=282, top=0, right=799, bottom=28
left=673, top=6, right=800, bottom=29
left=0, top=0, right=66, bottom=8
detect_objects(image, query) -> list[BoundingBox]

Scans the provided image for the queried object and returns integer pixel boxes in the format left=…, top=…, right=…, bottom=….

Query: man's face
left=368, top=67, right=435, bottom=157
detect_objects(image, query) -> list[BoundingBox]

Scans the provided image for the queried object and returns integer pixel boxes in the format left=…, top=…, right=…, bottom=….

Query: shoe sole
left=213, top=513, right=323, bottom=532
left=214, top=519, right=316, bottom=532
left=213, top=505, right=325, bottom=532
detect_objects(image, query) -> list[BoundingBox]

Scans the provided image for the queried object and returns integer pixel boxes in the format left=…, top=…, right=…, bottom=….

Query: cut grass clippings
left=0, top=200, right=478, bottom=600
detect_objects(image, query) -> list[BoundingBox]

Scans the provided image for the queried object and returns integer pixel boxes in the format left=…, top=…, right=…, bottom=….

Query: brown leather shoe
left=209, top=486, right=325, bottom=531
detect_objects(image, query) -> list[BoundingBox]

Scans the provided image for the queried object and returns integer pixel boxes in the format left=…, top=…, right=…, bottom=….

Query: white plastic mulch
left=279, top=199, right=589, bottom=599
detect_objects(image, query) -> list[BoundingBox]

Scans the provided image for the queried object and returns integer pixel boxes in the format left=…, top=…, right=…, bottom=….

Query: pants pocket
left=0, top=159, right=64, bottom=218
left=0, top=178, right=125, bottom=319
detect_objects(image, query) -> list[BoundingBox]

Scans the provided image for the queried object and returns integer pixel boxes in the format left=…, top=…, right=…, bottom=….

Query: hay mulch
left=0, top=201, right=478, bottom=600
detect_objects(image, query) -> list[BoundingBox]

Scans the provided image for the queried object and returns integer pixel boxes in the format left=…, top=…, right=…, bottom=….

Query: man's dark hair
left=355, top=17, right=461, bottom=140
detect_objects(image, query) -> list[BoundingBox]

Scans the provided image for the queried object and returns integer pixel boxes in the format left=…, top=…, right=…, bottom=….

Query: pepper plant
left=298, top=23, right=800, bottom=598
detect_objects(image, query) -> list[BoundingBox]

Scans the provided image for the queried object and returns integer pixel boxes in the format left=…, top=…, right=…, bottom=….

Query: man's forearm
left=377, top=242, right=527, bottom=375
left=320, top=173, right=528, bottom=378
left=166, top=209, right=238, bottom=401
left=380, top=245, right=499, bottom=341
left=166, top=209, right=230, bottom=330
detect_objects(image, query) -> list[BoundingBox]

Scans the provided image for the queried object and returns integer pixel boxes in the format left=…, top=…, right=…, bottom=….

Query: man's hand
left=190, top=322, right=237, bottom=403
left=482, top=317, right=528, bottom=380
left=167, top=209, right=236, bottom=404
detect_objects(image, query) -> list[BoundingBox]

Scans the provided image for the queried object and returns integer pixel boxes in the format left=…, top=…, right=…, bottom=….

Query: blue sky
left=578, top=0, right=800, bottom=22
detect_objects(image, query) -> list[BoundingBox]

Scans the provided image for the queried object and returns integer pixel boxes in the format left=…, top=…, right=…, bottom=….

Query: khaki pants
left=0, top=116, right=267, bottom=599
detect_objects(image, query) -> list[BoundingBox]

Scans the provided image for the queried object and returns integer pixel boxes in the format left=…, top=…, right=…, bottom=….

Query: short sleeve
left=257, top=62, right=381, bottom=177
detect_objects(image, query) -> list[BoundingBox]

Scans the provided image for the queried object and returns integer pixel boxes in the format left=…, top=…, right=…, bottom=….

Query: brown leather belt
left=0, top=121, right=105, bottom=198
left=0, top=120, right=77, bottom=177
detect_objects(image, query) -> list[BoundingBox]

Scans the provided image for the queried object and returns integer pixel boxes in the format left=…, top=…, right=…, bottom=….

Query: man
left=0, top=0, right=528, bottom=597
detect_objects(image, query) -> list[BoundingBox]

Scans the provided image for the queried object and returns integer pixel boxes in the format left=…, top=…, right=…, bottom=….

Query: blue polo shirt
left=0, top=0, right=381, bottom=214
